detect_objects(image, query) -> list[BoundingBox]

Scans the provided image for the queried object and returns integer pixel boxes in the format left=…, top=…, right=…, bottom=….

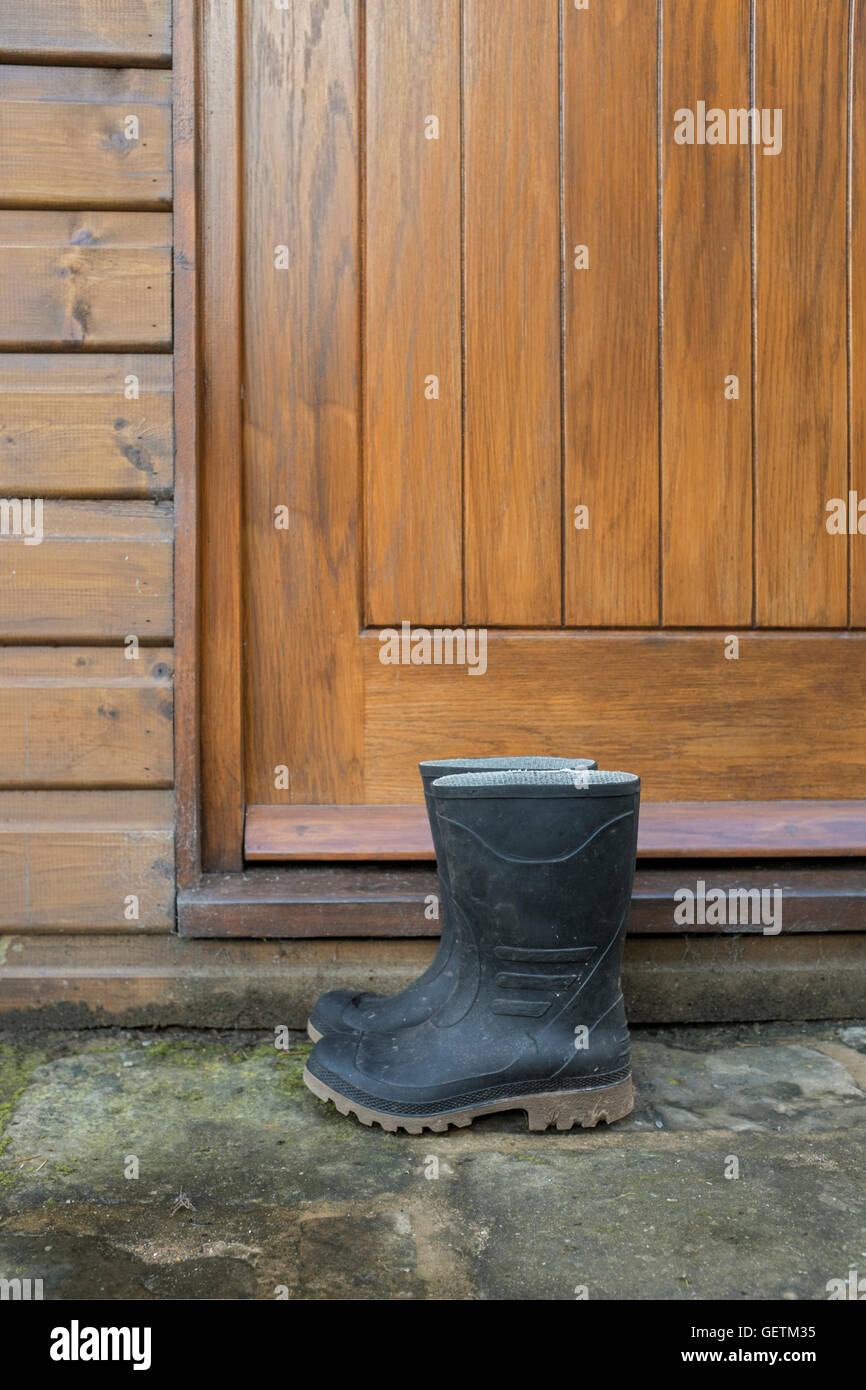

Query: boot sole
left=306, top=1021, right=323, bottom=1044
left=302, top=1067, right=633, bottom=1134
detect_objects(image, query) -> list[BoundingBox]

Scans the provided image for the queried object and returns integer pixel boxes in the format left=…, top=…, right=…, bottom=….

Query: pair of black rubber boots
left=303, top=756, right=640, bottom=1134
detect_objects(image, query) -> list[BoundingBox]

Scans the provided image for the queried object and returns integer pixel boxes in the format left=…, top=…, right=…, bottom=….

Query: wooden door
left=198, top=0, right=865, bottom=876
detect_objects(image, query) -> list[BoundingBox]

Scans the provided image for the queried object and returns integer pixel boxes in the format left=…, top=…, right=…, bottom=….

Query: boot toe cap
left=306, top=1027, right=436, bottom=1112
left=306, top=1029, right=406, bottom=1099
left=305, top=1032, right=366, bottom=1094
left=308, top=988, right=378, bottom=1039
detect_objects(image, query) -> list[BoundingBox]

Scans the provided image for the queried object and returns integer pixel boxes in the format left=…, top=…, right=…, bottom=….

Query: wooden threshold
left=177, top=862, right=866, bottom=937
left=245, top=800, right=866, bottom=861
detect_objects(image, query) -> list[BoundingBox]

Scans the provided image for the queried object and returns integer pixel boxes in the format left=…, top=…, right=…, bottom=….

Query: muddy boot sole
left=303, top=1067, right=634, bottom=1134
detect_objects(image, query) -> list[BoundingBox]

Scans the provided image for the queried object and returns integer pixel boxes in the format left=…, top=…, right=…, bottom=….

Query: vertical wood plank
left=852, top=0, right=866, bottom=627
left=243, top=0, right=363, bottom=804
left=463, top=0, right=561, bottom=625
left=661, top=0, right=752, bottom=626
left=364, top=1, right=462, bottom=625
left=755, top=0, right=848, bottom=626
left=563, top=0, right=659, bottom=627
left=198, top=0, right=244, bottom=870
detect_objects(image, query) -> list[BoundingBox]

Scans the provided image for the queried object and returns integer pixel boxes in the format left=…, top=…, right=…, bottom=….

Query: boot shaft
left=429, top=770, right=640, bottom=1054
left=419, top=755, right=597, bottom=869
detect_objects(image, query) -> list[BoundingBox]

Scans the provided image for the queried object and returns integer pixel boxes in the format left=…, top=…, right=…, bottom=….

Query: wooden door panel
left=563, top=0, right=659, bottom=627
left=364, top=0, right=462, bottom=625
left=755, top=0, right=848, bottom=626
left=362, top=632, right=865, bottom=803
left=242, top=0, right=363, bottom=807
left=463, top=0, right=561, bottom=625
left=662, top=0, right=752, bottom=626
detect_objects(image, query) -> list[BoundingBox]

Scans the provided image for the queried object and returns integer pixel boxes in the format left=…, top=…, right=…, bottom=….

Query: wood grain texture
left=0, top=354, right=173, bottom=497
left=180, top=865, right=443, bottom=937
left=463, top=0, right=561, bottom=624
left=245, top=800, right=866, bottom=860
left=852, top=0, right=866, bottom=627
left=364, top=0, right=462, bottom=624
left=181, top=863, right=866, bottom=936
left=563, top=0, right=659, bottom=626
left=246, top=804, right=435, bottom=860
left=0, top=66, right=171, bottom=209
left=0, top=211, right=172, bottom=350
left=662, top=0, right=752, bottom=625
left=0, top=500, right=172, bottom=640
left=0, top=647, right=173, bottom=787
left=198, top=0, right=244, bottom=871
left=755, top=0, right=848, bottom=625
left=0, top=789, right=173, bottom=929
left=362, top=631, right=866, bottom=802
left=626, top=864, right=866, bottom=931
left=0, top=0, right=172, bottom=67
left=242, top=0, right=363, bottom=804
left=193, top=2, right=860, bottom=888
left=171, top=0, right=200, bottom=887
left=638, top=800, right=866, bottom=855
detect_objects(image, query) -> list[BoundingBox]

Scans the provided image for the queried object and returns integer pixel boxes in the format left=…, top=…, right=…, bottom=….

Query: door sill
left=177, top=861, right=866, bottom=937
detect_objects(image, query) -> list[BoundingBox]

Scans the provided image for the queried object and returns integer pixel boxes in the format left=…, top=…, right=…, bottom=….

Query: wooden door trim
left=174, top=0, right=246, bottom=884
left=198, top=0, right=245, bottom=870
left=172, top=0, right=201, bottom=889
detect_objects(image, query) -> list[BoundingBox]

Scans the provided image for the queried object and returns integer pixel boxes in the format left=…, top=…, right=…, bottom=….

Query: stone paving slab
left=1, top=1022, right=865, bottom=1300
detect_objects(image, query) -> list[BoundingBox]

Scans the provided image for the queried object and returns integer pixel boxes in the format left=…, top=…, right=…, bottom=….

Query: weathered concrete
left=2, top=932, right=865, bottom=1028
left=1, top=1022, right=865, bottom=1300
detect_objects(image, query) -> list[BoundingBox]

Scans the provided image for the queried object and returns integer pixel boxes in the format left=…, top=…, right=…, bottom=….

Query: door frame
left=173, top=0, right=866, bottom=937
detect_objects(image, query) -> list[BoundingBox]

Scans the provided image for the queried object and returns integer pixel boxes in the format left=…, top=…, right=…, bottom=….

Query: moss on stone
left=140, top=1038, right=214, bottom=1064
left=0, top=1042, right=48, bottom=1189
left=272, top=1053, right=309, bottom=1096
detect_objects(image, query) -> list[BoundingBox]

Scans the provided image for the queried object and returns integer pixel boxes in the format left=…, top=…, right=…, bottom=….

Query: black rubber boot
left=306, top=755, right=597, bottom=1042
left=304, top=768, right=640, bottom=1132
